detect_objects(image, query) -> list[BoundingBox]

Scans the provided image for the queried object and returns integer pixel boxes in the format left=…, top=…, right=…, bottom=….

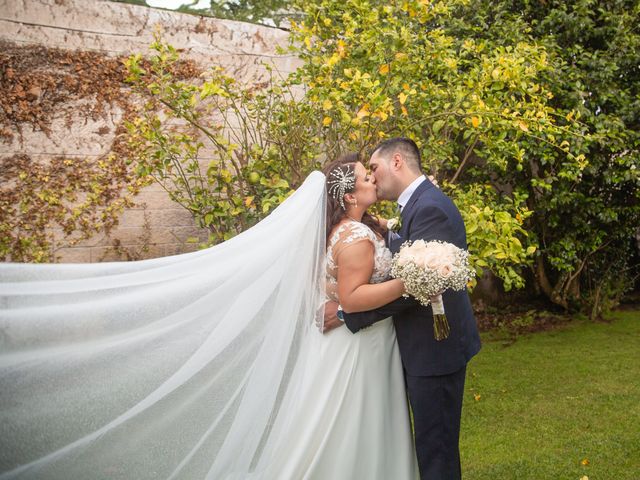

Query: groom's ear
left=391, top=153, right=403, bottom=170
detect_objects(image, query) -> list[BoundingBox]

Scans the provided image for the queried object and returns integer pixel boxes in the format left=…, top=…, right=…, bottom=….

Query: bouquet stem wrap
left=430, top=295, right=450, bottom=341
left=390, top=240, right=475, bottom=341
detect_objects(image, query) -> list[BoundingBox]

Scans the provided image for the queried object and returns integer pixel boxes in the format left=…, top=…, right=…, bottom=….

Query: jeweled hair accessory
left=326, top=165, right=356, bottom=210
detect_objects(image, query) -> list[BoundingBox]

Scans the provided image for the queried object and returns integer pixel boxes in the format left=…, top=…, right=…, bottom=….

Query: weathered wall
left=0, top=0, right=299, bottom=262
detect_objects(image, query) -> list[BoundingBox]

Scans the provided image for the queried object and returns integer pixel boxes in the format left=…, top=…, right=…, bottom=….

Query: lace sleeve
left=329, top=221, right=377, bottom=267
left=325, top=221, right=391, bottom=302
left=325, top=221, right=376, bottom=302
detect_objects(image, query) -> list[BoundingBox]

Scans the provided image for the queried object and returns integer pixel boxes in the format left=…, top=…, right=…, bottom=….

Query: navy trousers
left=406, top=365, right=467, bottom=479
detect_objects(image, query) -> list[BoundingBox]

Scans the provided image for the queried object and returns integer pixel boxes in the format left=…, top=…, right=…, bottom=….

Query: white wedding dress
left=255, top=220, right=418, bottom=479
left=0, top=172, right=417, bottom=479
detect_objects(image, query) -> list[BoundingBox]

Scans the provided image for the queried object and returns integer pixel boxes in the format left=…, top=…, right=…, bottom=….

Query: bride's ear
left=344, top=193, right=356, bottom=206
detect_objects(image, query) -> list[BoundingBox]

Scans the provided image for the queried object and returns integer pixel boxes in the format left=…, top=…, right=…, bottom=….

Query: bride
left=0, top=156, right=417, bottom=479
left=255, top=155, right=418, bottom=479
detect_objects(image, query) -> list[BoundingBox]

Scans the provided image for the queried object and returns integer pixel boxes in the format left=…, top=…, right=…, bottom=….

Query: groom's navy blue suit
left=343, top=178, right=481, bottom=479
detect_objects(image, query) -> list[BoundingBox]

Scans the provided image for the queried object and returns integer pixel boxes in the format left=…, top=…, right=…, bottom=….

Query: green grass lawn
left=461, top=309, right=640, bottom=479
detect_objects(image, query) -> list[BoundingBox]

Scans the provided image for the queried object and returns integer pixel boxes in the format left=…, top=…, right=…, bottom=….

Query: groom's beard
left=374, top=188, right=397, bottom=202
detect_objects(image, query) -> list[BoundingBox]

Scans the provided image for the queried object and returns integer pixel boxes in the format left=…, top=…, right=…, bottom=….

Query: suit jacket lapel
left=399, top=178, right=434, bottom=239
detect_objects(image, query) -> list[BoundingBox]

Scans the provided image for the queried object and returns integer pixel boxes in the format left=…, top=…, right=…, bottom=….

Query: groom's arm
left=343, top=204, right=453, bottom=333
left=342, top=296, right=419, bottom=333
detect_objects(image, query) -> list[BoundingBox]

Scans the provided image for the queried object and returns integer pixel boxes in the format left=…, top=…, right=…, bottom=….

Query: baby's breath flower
left=391, top=240, right=475, bottom=340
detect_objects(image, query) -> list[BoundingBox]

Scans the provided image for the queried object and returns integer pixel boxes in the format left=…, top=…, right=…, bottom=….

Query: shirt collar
left=397, top=175, right=426, bottom=211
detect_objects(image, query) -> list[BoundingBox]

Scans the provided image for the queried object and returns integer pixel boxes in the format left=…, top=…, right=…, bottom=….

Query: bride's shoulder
left=329, top=220, right=376, bottom=248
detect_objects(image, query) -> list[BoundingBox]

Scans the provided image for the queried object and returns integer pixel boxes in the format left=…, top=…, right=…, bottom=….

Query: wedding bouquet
left=390, top=240, right=475, bottom=341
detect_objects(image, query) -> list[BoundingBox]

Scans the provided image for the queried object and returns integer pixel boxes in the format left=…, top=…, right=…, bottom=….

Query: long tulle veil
left=0, top=171, right=327, bottom=479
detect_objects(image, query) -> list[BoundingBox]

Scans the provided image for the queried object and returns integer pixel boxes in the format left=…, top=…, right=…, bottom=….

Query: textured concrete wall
left=1, top=0, right=299, bottom=262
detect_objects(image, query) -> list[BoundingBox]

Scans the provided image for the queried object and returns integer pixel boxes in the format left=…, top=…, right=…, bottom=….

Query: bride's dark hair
left=322, top=153, right=386, bottom=244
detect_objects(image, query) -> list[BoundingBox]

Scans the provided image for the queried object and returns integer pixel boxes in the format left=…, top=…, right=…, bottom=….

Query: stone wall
left=0, top=0, right=299, bottom=262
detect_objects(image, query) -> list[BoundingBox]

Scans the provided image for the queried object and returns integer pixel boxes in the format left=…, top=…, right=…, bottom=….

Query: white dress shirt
left=397, top=175, right=426, bottom=212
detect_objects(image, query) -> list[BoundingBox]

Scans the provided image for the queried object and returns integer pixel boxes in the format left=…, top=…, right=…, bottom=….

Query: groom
left=324, top=137, right=481, bottom=479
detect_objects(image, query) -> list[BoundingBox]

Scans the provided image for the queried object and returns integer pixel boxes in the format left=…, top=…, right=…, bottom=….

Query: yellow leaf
left=323, top=18, right=331, bottom=26
left=373, top=110, right=389, bottom=121
left=395, top=52, right=408, bottom=61
left=401, top=105, right=408, bottom=116
left=337, top=39, right=346, bottom=57
left=304, top=36, right=311, bottom=48
left=580, top=477, right=589, bottom=480
left=356, top=104, right=370, bottom=119
left=518, top=121, right=529, bottom=132
left=244, top=196, right=254, bottom=207
left=444, top=58, right=457, bottom=69
left=379, top=64, right=390, bottom=75
left=322, top=99, right=333, bottom=110
left=581, top=459, right=589, bottom=466
left=322, top=116, right=332, bottom=126
left=326, top=53, right=340, bottom=67
left=474, top=393, right=481, bottom=401
left=471, top=116, right=480, bottom=128
left=398, top=92, right=408, bottom=105
left=402, top=83, right=411, bottom=91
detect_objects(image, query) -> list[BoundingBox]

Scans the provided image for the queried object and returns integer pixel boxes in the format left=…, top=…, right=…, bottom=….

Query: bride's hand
left=321, top=300, right=343, bottom=334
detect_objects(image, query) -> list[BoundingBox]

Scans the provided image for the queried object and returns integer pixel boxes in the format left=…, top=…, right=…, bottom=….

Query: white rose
left=396, top=248, right=413, bottom=266
left=438, top=264, right=453, bottom=277
left=417, top=251, right=440, bottom=270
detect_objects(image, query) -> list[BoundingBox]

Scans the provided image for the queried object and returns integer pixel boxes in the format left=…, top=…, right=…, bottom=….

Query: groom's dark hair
left=372, top=137, right=422, bottom=173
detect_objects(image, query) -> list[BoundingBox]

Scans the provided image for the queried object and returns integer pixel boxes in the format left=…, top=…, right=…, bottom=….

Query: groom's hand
left=322, top=301, right=343, bottom=333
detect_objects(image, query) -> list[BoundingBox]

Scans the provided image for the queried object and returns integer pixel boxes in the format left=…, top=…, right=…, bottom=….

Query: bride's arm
left=336, top=241, right=404, bottom=313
